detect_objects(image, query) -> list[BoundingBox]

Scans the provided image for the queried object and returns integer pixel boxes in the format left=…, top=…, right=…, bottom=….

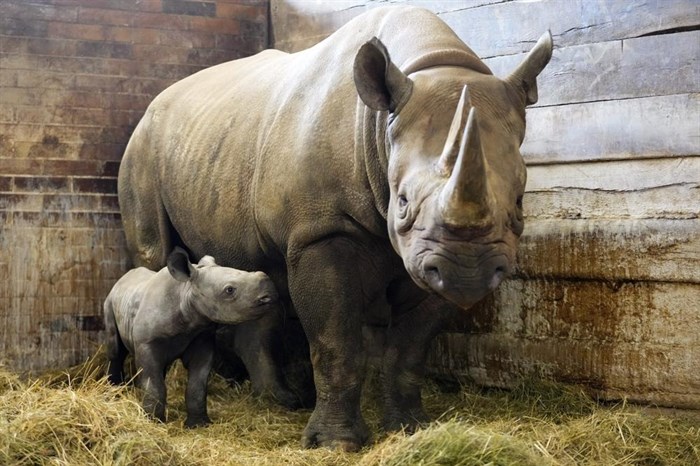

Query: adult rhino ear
left=167, top=247, right=197, bottom=282
left=506, top=31, right=553, bottom=106
left=354, top=37, right=413, bottom=113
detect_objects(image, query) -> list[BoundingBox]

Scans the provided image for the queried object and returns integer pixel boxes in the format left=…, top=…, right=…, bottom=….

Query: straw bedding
left=1, top=351, right=697, bottom=465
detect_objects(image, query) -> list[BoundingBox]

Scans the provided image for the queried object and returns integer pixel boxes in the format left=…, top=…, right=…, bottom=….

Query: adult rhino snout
left=419, top=252, right=511, bottom=308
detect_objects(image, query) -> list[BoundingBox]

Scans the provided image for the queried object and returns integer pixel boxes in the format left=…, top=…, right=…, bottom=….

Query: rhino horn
left=506, top=30, right=553, bottom=106
left=436, top=85, right=471, bottom=176
left=438, top=106, right=492, bottom=228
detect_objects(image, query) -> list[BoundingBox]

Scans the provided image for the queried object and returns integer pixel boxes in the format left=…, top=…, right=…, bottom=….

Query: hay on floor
left=1, top=352, right=698, bottom=465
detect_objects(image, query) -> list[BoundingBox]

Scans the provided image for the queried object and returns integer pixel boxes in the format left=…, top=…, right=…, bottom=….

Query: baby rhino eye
left=224, top=285, right=236, bottom=296
left=397, top=194, right=409, bottom=219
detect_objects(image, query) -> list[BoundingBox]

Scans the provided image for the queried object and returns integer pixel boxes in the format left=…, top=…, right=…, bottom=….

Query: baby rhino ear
left=167, top=247, right=197, bottom=282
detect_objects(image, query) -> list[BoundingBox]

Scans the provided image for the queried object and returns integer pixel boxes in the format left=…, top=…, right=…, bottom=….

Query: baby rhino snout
left=256, top=294, right=276, bottom=306
left=254, top=272, right=279, bottom=307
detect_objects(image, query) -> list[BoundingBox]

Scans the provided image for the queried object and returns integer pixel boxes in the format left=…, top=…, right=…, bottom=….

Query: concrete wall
left=0, top=0, right=268, bottom=372
left=270, top=0, right=700, bottom=408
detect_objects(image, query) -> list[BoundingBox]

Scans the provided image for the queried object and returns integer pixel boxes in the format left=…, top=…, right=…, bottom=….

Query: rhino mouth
left=410, top=243, right=512, bottom=308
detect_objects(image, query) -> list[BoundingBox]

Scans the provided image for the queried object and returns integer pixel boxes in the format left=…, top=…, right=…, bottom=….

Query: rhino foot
left=271, top=387, right=305, bottom=410
left=301, top=414, right=369, bottom=452
left=382, top=407, right=429, bottom=433
left=184, top=415, right=212, bottom=429
left=253, top=385, right=304, bottom=410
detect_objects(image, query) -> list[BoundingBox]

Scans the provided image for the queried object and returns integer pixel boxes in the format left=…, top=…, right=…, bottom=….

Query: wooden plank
left=526, top=157, right=700, bottom=191
left=271, top=1, right=699, bottom=56
left=523, top=184, right=699, bottom=220
left=485, top=31, right=700, bottom=106
left=521, top=94, right=700, bottom=163
left=429, top=334, right=700, bottom=409
left=1, top=223, right=129, bottom=371
left=441, top=0, right=700, bottom=57
left=456, top=279, right=700, bottom=346
left=429, top=280, right=700, bottom=408
left=516, top=219, right=700, bottom=283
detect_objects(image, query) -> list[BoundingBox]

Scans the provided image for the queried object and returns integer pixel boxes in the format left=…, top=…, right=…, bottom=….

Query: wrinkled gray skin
left=118, top=6, right=552, bottom=450
left=104, top=247, right=278, bottom=427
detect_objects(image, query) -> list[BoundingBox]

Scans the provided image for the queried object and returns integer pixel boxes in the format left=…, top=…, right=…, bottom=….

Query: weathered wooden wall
left=0, top=0, right=268, bottom=372
left=271, top=0, right=700, bottom=408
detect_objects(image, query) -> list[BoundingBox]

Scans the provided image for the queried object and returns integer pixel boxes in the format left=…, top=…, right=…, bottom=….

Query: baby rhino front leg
left=182, top=332, right=215, bottom=428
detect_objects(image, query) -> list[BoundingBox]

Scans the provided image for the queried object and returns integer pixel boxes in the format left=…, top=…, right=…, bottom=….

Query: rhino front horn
left=438, top=106, right=493, bottom=228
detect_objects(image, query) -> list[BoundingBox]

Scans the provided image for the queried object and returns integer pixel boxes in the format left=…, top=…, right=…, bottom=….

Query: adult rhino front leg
left=382, top=285, right=456, bottom=432
left=288, top=237, right=371, bottom=451
left=117, top=126, right=174, bottom=270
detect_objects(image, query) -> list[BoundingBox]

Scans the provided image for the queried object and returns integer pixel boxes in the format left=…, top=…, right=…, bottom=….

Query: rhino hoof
left=327, top=439, right=363, bottom=452
left=254, top=386, right=304, bottom=410
left=301, top=434, right=363, bottom=453
left=382, top=409, right=429, bottom=433
left=273, top=389, right=305, bottom=411
left=184, top=416, right=212, bottom=428
left=301, top=421, right=369, bottom=452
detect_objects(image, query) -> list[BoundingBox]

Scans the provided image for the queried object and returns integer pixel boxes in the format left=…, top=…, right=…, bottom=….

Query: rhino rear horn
left=354, top=37, right=413, bottom=113
left=439, top=106, right=492, bottom=228
left=506, top=31, right=553, bottom=106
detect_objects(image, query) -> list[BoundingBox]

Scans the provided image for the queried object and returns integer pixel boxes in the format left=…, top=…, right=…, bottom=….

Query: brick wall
left=0, top=0, right=269, bottom=372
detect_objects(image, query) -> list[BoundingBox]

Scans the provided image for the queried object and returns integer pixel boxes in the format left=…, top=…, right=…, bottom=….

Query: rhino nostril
left=489, top=265, right=507, bottom=290
left=257, top=296, right=273, bottom=305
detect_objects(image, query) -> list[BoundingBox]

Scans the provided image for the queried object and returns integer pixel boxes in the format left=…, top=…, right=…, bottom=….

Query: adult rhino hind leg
left=289, top=238, right=370, bottom=452
left=382, top=291, right=456, bottom=432
left=117, top=130, right=173, bottom=270
left=230, top=311, right=303, bottom=410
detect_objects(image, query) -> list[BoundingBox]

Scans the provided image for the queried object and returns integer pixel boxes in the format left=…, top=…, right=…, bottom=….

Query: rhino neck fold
left=178, top=282, right=210, bottom=329
left=355, top=98, right=391, bottom=221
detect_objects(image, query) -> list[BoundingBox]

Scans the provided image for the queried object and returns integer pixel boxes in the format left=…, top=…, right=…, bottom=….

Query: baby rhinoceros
left=104, top=247, right=278, bottom=427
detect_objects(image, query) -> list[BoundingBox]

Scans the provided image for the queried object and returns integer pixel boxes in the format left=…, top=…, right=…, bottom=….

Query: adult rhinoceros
left=118, top=5, right=552, bottom=450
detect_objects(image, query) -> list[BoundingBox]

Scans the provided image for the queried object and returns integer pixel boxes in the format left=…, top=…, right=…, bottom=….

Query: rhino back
left=107, top=267, right=158, bottom=351
left=127, top=6, right=481, bottom=268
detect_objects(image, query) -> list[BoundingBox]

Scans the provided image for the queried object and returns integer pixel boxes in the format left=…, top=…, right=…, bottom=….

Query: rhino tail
left=104, top=298, right=127, bottom=384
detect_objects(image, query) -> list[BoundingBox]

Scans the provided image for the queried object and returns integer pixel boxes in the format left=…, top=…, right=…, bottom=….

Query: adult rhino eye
left=224, top=286, right=236, bottom=296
